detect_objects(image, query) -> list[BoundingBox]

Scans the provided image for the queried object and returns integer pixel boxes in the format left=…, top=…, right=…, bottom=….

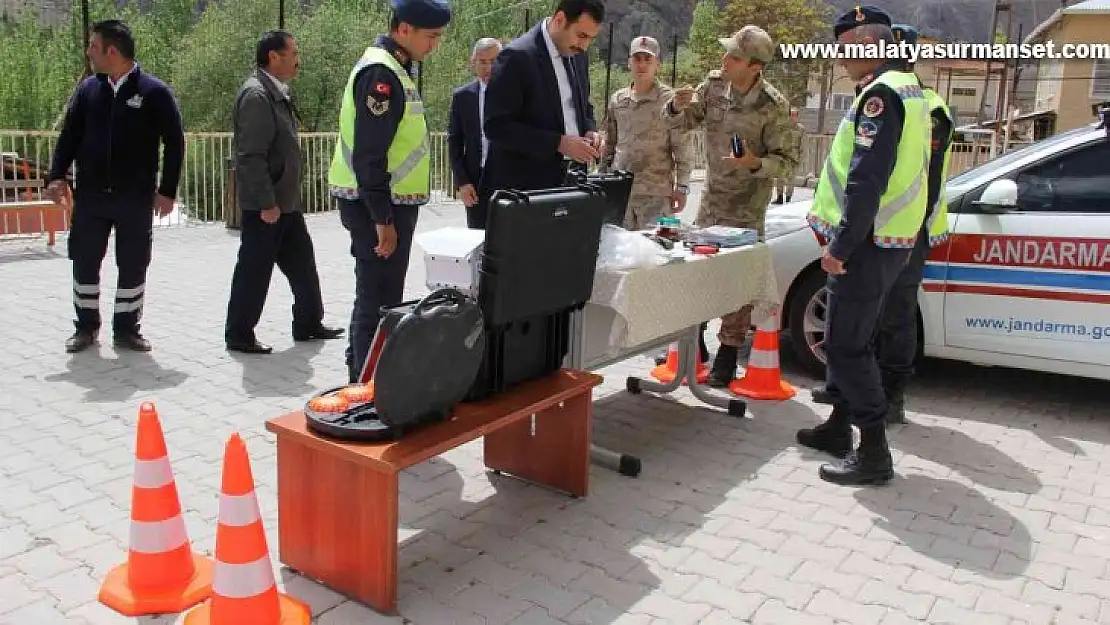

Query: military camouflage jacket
left=601, top=81, right=693, bottom=197
left=665, top=71, right=800, bottom=197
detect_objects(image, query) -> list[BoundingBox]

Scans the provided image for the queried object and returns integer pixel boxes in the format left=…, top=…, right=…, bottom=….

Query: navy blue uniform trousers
left=338, top=198, right=419, bottom=382
left=67, top=190, right=153, bottom=336
left=823, top=238, right=911, bottom=428
left=225, top=210, right=325, bottom=342
left=876, top=230, right=930, bottom=385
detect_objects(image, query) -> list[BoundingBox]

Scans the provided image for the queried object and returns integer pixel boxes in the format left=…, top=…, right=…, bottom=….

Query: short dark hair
left=92, top=19, right=135, bottom=60
left=256, top=30, right=293, bottom=68
left=555, top=0, right=605, bottom=24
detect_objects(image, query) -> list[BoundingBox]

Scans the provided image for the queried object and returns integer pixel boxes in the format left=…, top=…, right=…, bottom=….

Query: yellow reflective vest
left=808, top=70, right=930, bottom=249
left=327, top=45, right=430, bottom=205
left=924, top=87, right=953, bottom=247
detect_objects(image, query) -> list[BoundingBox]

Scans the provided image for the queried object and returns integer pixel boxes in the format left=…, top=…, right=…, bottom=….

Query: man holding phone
left=665, top=25, right=800, bottom=387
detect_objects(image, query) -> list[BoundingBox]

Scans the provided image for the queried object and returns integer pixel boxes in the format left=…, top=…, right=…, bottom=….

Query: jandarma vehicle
left=764, top=115, right=1110, bottom=381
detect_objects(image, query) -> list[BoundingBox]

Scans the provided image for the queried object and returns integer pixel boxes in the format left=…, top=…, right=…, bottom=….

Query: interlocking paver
left=3, top=182, right=1110, bottom=624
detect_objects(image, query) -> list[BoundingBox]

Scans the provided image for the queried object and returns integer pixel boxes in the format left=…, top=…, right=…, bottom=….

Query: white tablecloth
left=587, top=243, right=780, bottom=355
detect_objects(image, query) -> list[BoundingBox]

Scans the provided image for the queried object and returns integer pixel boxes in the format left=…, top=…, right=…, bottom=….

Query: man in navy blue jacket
left=47, top=20, right=185, bottom=354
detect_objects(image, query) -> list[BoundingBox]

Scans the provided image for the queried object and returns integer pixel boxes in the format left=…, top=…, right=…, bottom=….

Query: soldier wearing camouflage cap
left=664, top=24, right=801, bottom=388
left=600, top=35, right=694, bottom=230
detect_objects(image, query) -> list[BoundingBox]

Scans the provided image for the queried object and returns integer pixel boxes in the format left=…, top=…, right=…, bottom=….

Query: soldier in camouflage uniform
left=666, top=25, right=801, bottom=387
left=600, top=36, right=694, bottom=230
left=774, top=108, right=805, bottom=203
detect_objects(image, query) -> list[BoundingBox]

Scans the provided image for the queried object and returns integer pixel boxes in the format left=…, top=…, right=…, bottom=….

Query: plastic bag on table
left=596, top=224, right=670, bottom=271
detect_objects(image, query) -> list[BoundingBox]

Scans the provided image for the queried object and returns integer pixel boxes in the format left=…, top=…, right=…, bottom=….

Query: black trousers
left=465, top=169, right=489, bottom=230
left=68, top=192, right=154, bottom=336
left=225, top=210, right=324, bottom=342
left=338, top=199, right=419, bottom=382
left=822, top=238, right=911, bottom=429
left=876, top=231, right=930, bottom=388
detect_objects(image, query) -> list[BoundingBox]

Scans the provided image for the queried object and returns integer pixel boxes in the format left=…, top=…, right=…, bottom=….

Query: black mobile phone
left=731, top=134, right=743, bottom=157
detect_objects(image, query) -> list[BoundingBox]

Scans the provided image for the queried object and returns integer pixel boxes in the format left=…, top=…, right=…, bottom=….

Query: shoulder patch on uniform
left=367, top=95, right=389, bottom=116
left=707, top=69, right=723, bottom=80
left=374, top=81, right=391, bottom=97
left=862, top=96, right=884, bottom=118
left=857, top=119, right=880, bottom=137
left=854, top=135, right=874, bottom=148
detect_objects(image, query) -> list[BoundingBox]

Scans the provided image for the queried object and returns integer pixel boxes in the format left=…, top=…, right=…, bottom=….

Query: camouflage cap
left=719, top=25, right=774, bottom=64
left=630, top=35, right=660, bottom=57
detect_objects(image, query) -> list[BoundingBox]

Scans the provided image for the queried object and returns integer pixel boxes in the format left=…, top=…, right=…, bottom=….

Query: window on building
left=952, top=87, right=977, bottom=97
left=828, top=93, right=853, bottom=111
left=1091, top=59, right=1110, bottom=101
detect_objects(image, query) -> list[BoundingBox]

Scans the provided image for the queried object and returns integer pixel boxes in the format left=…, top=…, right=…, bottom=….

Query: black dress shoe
left=65, top=331, right=96, bottom=354
left=811, top=386, right=835, bottom=405
left=293, top=325, right=345, bottom=341
left=114, top=333, right=152, bottom=352
left=227, top=340, right=273, bottom=354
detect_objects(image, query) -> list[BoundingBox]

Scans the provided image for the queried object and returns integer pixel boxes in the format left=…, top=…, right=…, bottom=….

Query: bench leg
left=483, top=390, right=591, bottom=498
left=275, top=435, right=400, bottom=614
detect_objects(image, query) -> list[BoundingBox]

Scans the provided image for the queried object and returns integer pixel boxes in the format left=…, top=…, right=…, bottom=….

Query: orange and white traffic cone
left=649, top=342, right=709, bottom=385
left=99, top=401, right=214, bottom=616
left=728, top=312, right=796, bottom=401
left=183, top=433, right=310, bottom=625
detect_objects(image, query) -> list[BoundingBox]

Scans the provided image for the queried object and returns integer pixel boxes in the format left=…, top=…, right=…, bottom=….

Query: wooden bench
left=0, top=177, right=72, bottom=247
left=264, top=369, right=603, bottom=614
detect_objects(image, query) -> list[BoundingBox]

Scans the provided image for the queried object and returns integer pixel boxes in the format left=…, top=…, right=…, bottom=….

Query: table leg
left=626, top=326, right=746, bottom=418
left=275, top=435, right=401, bottom=614
left=484, top=390, right=591, bottom=497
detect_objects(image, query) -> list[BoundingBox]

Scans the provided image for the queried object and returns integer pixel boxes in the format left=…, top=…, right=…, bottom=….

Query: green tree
left=687, top=0, right=722, bottom=76
left=721, top=0, right=832, bottom=107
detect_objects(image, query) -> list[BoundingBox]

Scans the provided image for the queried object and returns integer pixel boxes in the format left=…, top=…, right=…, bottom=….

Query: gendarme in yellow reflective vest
left=924, top=87, right=953, bottom=247
left=808, top=70, right=929, bottom=249
left=328, top=46, right=430, bottom=205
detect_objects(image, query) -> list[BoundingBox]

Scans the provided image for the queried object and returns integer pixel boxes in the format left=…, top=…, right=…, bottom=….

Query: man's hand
left=672, top=85, right=694, bottom=111
left=260, top=206, right=281, bottom=224
left=820, top=247, right=846, bottom=275
left=154, top=194, right=175, bottom=218
left=585, top=130, right=602, bottom=151
left=375, top=222, right=398, bottom=258
left=459, top=184, right=478, bottom=207
left=46, top=180, right=70, bottom=206
left=671, top=189, right=687, bottom=213
left=722, top=138, right=762, bottom=171
left=558, top=135, right=600, bottom=164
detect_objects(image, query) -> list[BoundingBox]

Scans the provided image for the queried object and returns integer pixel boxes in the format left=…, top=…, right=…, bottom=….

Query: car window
left=1013, top=140, right=1110, bottom=213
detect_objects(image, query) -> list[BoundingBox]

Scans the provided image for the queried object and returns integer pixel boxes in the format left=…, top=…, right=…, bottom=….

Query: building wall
left=1037, top=14, right=1110, bottom=133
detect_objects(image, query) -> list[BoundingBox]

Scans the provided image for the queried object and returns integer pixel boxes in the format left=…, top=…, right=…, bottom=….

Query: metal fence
left=1, top=129, right=1028, bottom=227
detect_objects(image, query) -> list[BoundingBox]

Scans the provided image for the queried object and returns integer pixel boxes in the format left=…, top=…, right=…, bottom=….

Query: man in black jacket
left=448, top=37, right=501, bottom=229
left=481, top=0, right=604, bottom=196
left=224, top=30, right=344, bottom=354
left=48, top=19, right=185, bottom=353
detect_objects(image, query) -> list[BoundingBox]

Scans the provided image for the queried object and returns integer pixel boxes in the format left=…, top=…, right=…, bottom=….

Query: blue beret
left=892, top=24, right=919, bottom=46
left=834, top=5, right=891, bottom=39
left=391, top=0, right=451, bottom=29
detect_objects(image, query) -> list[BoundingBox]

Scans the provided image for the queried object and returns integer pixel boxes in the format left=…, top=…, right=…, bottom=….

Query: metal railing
left=1, top=129, right=1032, bottom=228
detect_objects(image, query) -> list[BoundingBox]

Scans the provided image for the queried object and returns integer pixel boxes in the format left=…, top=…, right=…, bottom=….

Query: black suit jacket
left=447, top=80, right=483, bottom=191
left=482, top=21, right=596, bottom=194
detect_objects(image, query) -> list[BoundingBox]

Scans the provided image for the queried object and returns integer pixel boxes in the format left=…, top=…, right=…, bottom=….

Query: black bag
left=566, top=169, right=635, bottom=226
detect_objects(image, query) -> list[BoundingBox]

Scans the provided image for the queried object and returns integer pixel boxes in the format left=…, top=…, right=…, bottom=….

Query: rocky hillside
left=602, top=0, right=1069, bottom=56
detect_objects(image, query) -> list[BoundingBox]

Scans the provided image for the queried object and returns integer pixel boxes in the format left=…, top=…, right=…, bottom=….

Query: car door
left=942, top=137, right=1110, bottom=366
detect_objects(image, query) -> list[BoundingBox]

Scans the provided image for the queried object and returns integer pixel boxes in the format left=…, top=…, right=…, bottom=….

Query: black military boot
left=819, top=423, right=894, bottom=486
left=796, top=405, right=852, bottom=458
left=882, top=374, right=908, bottom=426
left=810, top=385, right=834, bottom=405
left=773, top=195, right=784, bottom=204
left=65, top=330, right=96, bottom=354
left=706, top=345, right=738, bottom=388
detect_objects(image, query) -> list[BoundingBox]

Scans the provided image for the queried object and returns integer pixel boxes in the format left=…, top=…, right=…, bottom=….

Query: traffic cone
left=728, top=312, right=796, bottom=401
left=99, top=401, right=214, bottom=616
left=649, top=342, right=709, bottom=385
left=183, top=433, right=310, bottom=625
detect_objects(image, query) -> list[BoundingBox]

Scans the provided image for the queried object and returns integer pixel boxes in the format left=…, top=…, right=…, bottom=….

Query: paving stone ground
left=3, top=183, right=1110, bottom=625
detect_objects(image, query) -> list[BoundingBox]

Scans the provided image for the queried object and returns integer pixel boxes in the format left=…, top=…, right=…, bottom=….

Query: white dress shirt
left=479, top=80, right=489, bottom=167
left=540, top=18, right=580, bottom=137
left=262, top=69, right=291, bottom=100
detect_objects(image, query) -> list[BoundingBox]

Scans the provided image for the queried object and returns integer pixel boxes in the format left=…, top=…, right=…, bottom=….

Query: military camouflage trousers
left=774, top=178, right=794, bottom=198
left=696, top=199, right=765, bottom=348
left=623, top=194, right=672, bottom=231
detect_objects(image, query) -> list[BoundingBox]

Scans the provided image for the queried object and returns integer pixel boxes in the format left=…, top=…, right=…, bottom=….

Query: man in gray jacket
left=225, top=30, right=343, bottom=354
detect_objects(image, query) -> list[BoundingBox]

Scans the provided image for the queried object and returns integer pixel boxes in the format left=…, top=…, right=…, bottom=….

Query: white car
left=765, top=119, right=1110, bottom=381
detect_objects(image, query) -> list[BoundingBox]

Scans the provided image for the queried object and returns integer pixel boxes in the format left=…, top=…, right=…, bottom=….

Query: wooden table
left=264, top=369, right=603, bottom=614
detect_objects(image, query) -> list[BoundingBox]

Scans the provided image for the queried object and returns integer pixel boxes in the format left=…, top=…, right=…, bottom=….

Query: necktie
left=562, top=56, right=586, bottom=134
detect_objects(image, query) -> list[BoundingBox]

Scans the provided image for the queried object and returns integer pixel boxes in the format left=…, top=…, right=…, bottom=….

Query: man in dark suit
left=482, top=0, right=605, bottom=196
left=225, top=30, right=344, bottom=354
left=448, top=37, right=501, bottom=229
